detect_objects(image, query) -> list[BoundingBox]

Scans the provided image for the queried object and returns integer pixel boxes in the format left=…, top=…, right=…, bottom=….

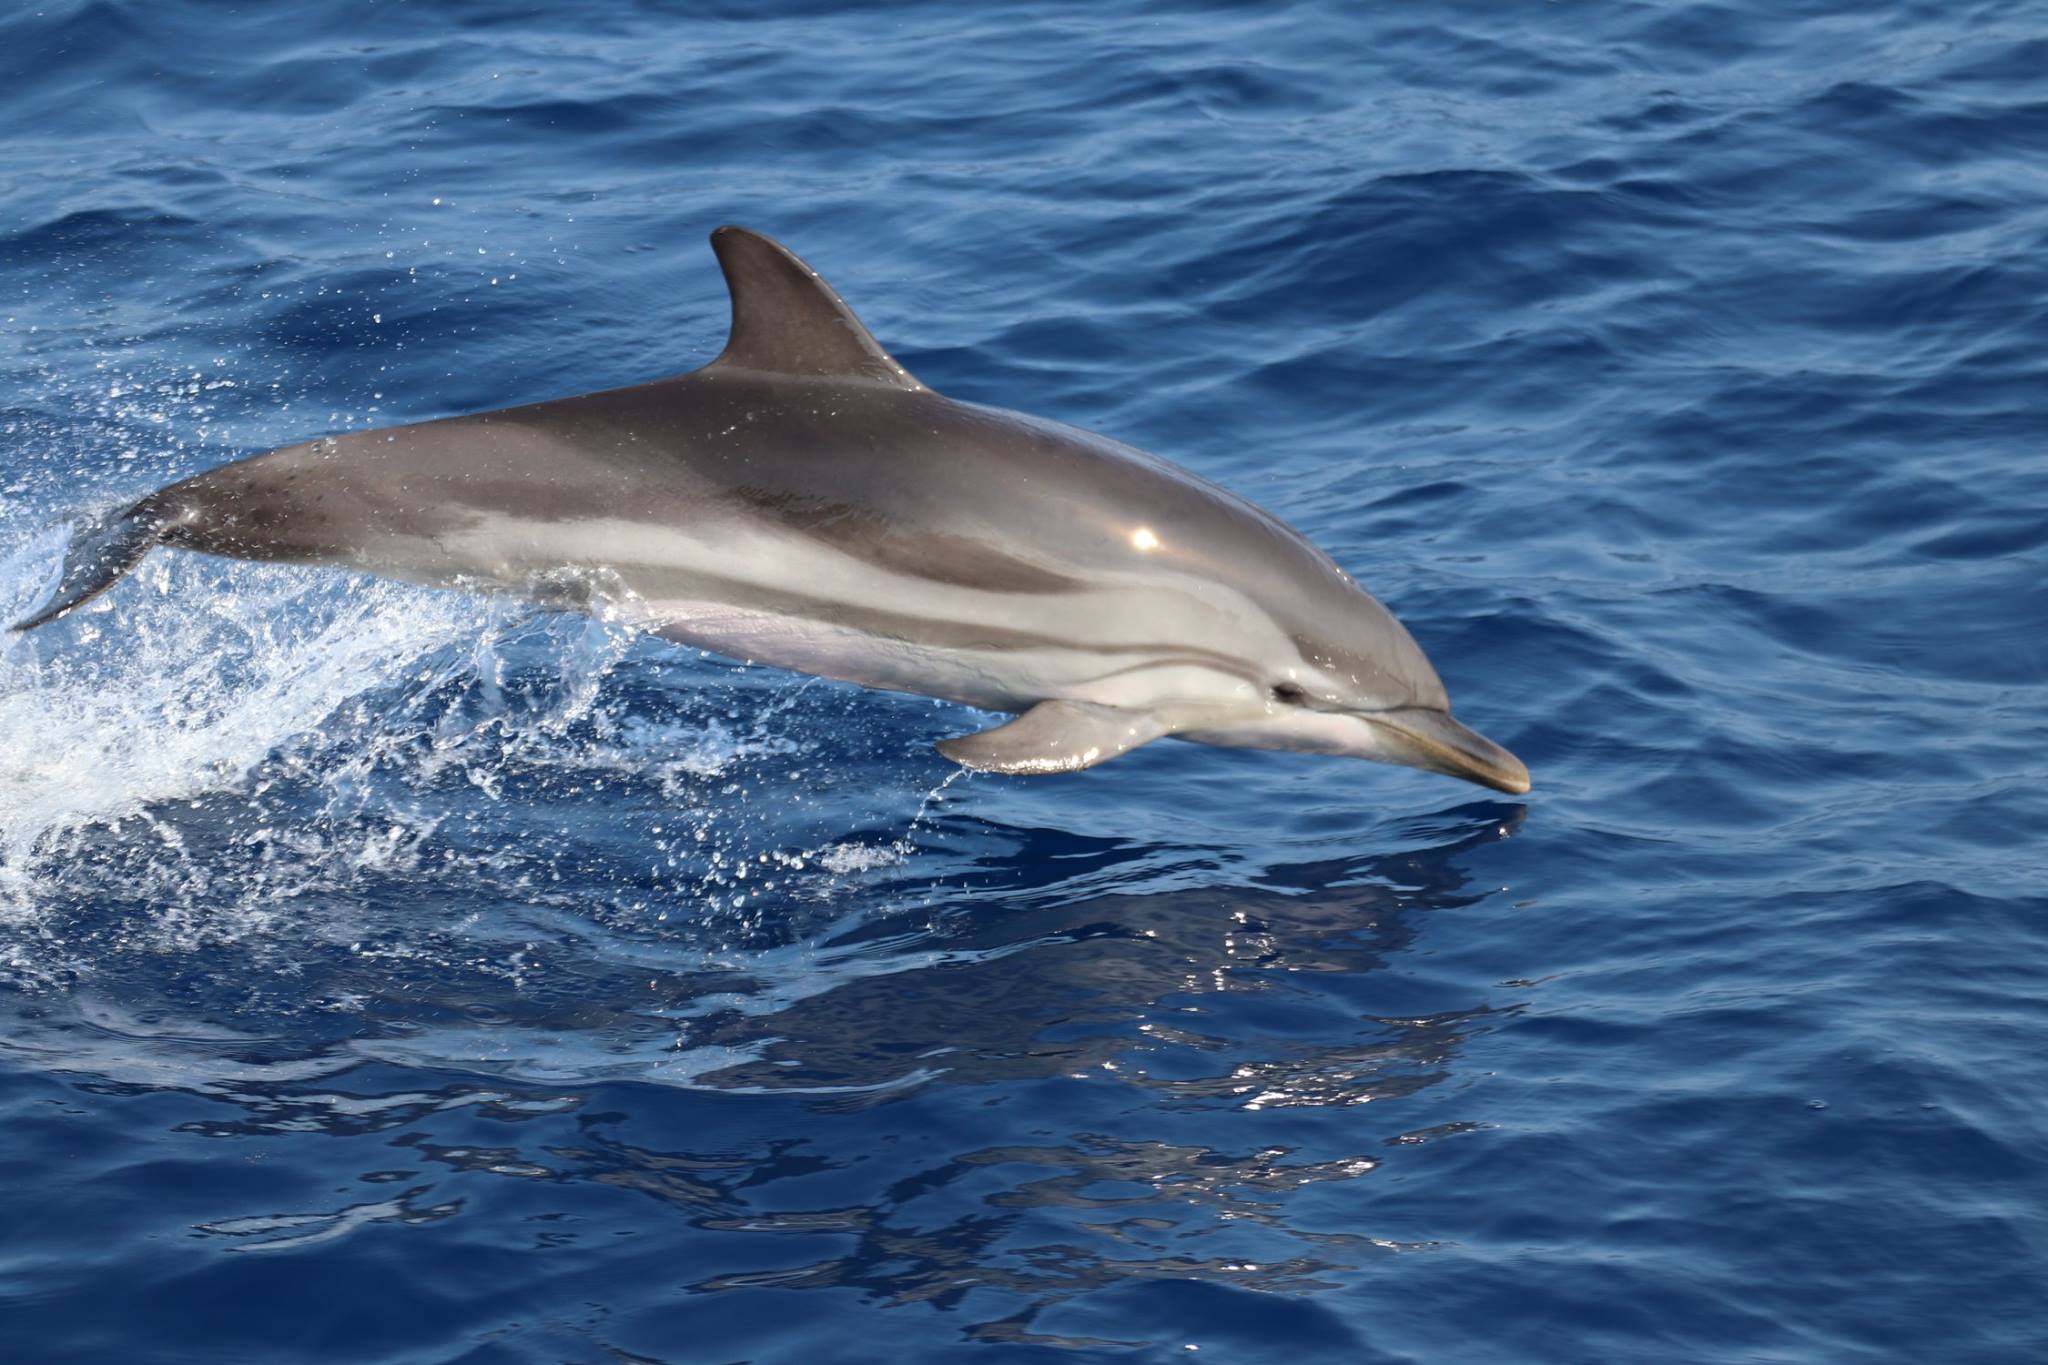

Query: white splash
left=0, top=535, right=488, bottom=876
left=0, top=490, right=965, bottom=1059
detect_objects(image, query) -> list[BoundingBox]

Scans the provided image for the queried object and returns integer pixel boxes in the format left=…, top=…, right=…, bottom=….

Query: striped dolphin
left=12, top=227, right=1528, bottom=793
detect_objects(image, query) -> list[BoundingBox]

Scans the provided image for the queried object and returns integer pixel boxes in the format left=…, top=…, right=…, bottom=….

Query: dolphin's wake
left=0, top=527, right=958, bottom=1002
left=0, top=534, right=487, bottom=872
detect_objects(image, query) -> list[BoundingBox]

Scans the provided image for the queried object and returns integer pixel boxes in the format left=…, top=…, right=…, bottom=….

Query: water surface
left=2, top=2, right=2045, bottom=1361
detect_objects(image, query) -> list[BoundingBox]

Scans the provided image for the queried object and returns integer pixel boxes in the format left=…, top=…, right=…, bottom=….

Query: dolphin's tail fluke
left=11, top=504, right=162, bottom=632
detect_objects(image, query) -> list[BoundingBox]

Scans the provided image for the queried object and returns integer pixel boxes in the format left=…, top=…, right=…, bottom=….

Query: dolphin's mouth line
left=1357, top=706, right=1532, bottom=796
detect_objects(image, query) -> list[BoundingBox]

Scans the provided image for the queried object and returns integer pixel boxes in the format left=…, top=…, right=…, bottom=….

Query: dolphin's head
left=1175, top=568, right=1531, bottom=795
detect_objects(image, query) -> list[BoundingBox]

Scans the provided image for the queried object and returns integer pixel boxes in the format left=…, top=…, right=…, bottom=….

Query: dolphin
left=11, top=227, right=1528, bottom=793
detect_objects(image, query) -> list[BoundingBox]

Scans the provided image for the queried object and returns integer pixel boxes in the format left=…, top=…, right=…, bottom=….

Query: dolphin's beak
left=1364, top=706, right=1531, bottom=795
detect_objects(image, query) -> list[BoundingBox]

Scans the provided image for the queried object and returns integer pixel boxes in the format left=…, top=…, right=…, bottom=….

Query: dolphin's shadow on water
left=0, top=791, right=1526, bottom=1353
left=669, top=808, right=1525, bottom=1103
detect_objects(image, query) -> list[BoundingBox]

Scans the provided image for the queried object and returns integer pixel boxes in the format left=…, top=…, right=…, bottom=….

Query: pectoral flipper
left=936, top=700, right=1167, bottom=774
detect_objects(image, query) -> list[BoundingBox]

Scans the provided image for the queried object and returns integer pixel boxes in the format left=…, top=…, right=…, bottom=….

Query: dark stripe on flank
left=732, top=487, right=1088, bottom=595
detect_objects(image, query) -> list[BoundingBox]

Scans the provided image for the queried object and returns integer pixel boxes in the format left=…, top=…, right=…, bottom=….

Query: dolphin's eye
left=1271, top=681, right=1308, bottom=704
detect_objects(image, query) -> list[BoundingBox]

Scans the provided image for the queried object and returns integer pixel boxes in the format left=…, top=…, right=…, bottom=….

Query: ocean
left=2, top=2, right=2045, bottom=1361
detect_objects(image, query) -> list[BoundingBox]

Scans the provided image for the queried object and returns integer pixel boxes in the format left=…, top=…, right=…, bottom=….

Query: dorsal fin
left=705, top=226, right=923, bottom=390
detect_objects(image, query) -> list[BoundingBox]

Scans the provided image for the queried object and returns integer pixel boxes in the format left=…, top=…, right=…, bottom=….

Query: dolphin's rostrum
left=15, top=227, right=1529, bottom=794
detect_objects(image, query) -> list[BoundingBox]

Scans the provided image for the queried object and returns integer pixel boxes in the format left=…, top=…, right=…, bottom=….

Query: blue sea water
left=2, top=0, right=2045, bottom=1359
